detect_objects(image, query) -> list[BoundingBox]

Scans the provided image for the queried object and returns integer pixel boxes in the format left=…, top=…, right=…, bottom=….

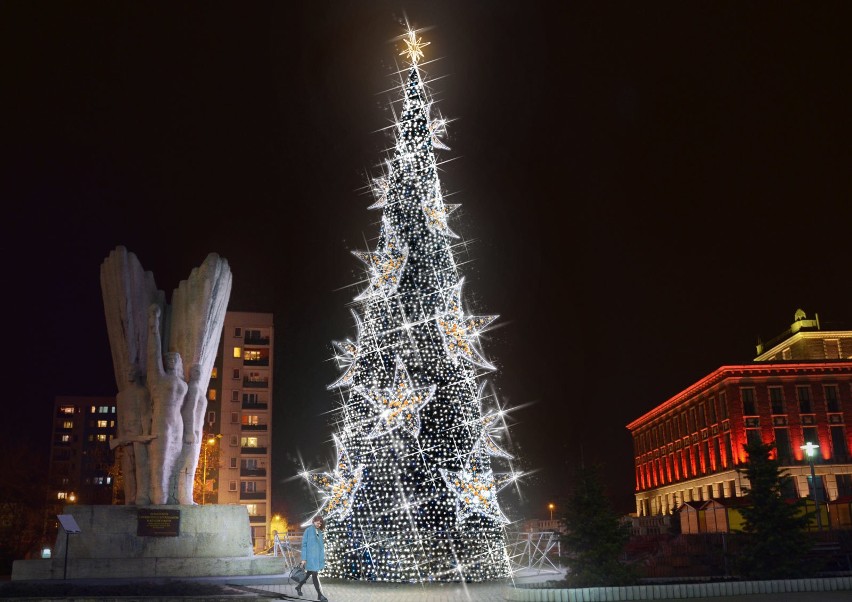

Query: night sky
left=5, top=1, right=852, bottom=521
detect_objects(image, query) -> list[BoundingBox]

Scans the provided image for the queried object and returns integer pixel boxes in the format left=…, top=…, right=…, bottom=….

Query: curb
left=505, top=576, right=852, bottom=601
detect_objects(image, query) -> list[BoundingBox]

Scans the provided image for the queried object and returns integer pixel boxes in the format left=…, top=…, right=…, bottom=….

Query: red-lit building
left=626, top=310, right=852, bottom=517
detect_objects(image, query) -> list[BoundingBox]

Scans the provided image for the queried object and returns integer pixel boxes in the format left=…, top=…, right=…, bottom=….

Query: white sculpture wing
left=100, top=246, right=164, bottom=388
left=168, top=253, right=233, bottom=389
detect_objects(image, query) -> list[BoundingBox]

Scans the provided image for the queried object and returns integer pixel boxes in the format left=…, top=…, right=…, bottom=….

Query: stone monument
left=11, top=246, right=282, bottom=580
left=100, top=246, right=232, bottom=505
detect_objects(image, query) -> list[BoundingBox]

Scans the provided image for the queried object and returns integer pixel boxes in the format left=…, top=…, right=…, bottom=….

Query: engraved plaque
left=137, top=509, right=180, bottom=537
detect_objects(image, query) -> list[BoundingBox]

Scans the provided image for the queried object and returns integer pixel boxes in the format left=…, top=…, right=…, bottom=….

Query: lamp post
left=201, top=435, right=221, bottom=505
left=800, top=442, right=822, bottom=530
left=548, top=503, right=555, bottom=521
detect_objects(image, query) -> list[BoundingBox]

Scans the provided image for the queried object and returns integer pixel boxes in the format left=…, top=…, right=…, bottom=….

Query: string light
left=303, top=30, right=518, bottom=582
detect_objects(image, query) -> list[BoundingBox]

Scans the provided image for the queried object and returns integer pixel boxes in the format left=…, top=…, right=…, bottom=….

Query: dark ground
left=0, top=579, right=274, bottom=600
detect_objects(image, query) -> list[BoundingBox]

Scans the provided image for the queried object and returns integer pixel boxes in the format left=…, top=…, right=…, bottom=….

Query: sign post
left=56, top=515, right=81, bottom=580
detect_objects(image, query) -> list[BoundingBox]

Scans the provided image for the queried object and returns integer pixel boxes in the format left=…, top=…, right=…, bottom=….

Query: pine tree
left=734, top=440, right=814, bottom=579
left=301, top=30, right=516, bottom=582
left=561, top=464, right=635, bottom=587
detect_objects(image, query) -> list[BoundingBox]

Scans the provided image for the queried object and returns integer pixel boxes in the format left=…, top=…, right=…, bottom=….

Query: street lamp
left=202, top=435, right=221, bottom=505
left=548, top=503, right=555, bottom=521
left=800, top=442, right=822, bottom=530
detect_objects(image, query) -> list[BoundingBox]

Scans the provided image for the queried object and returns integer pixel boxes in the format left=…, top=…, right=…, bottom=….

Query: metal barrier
left=507, top=531, right=562, bottom=574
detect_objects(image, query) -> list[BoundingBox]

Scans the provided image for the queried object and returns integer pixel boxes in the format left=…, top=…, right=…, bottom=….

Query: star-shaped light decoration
left=439, top=455, right=513, bottom=525
left=367, top=160, right=393, bottom=210
left=426, top=103, right=450, bottom=151
left=357, top=357, right=435, bottom=440
left=353, top=217, right=409, bottom=301
left=303, top=435, right=364, bottom=525
left=436, top=279, right=497, bottom=369
left=400, top=29, right=429, bottom=65
left=328, top=310, right=364, bottom=389
left=479, top=412, right=513, bottom=459
left=473, top=381, right=513, bottom=459
left=422, top=186, right=459, bottom=238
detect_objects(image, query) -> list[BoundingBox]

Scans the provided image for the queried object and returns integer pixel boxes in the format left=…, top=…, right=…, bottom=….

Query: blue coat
left=301, top=525, right=325, bottom=571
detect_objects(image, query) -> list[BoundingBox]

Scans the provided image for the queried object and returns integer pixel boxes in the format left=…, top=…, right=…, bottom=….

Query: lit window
left=245, top=504, right=258, bottom=515
left=99, top=406, right=109, bottom=413
left=244, top=350, right=262, bottom=361
left=211, top=367, right=218, bottom=379
left=106, top=477, right=112, bottom=484
left=242, top=415, right=260, bottom=426
left=96, top=434, right=107, bottom=442
left=97, top=420, right=108, bottom=428
left=57, top=492, right=67, bottom=500
left=241, top=436, right=259, bottom=448
left=60, top=406, right=74, bottom=414
left=208, top=389, right=217, bottom=401
left=90, top=406, right=96, bottom=413
left=62, top=421, right=73, bottom=429
left=60, top=435, right=70, bottom=443
left=110, top=420, right=115, bottom=427
left=233, top=347, right=242, bottom=358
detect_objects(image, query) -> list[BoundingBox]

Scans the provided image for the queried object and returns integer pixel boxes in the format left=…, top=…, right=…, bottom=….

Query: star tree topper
left=357, top=357, right=436, bottom=439
left=400, top=29, right=430, bottom=65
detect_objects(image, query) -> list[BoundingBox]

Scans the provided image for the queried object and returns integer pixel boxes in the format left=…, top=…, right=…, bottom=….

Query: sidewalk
left=3, top=572, right=851, bottom=601
left=241, top=578, right=852, bottom=602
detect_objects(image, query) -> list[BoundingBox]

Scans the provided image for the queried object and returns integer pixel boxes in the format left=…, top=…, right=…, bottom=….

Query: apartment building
left=208, top=311, right=275, bottom=551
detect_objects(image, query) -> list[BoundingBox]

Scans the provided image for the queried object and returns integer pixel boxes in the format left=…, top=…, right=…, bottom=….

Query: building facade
left=208, top=311, right=274, bottom=551
left=45, top=396, right=118, bottom=537
left=627, top=311, right=852, bottom=517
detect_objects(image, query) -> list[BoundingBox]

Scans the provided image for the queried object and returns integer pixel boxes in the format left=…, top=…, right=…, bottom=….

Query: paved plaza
left=230, top=573, right=852, bottom=602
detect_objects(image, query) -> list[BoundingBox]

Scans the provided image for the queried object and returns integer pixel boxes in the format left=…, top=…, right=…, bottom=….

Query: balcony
left=242, top=401, right=268, bottom=411
left=240, top=468, right=267, bottom=477
left=249, top=514, right=266, bottom=523
left=243, top=378, right=269, bottom=389
left=243, top=358, right=269, bottom=367
left=244, top=334, right=270, bottom=345
left=241, top=424, right=268, bottom=432
left=240, top=491, right=267, bottom=500
left=241, top=446, right=267, bottom=455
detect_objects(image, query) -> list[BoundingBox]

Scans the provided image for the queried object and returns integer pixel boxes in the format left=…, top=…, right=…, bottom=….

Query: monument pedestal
left=12, top=505, right=282, bottom=580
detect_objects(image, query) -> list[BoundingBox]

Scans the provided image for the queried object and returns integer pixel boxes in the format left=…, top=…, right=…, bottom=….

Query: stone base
left=12, top=505, right=284, bottom=580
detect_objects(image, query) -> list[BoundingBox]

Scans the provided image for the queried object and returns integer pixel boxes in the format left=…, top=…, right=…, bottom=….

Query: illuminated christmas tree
left=303, top=30, right=518, bottom=582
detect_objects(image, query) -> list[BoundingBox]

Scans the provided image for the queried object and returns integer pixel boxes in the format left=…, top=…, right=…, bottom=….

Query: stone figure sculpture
left=175, top=364, right=205, bottom=504
left=110, top=365, right=155, bottom=504
left=101, top=246, right=232, bottom=505
left=147, top=304, right=188, bottom=505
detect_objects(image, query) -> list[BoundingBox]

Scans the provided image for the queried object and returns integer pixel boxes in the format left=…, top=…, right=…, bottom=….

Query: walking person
left=298, top=515, right=328, bottom=601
